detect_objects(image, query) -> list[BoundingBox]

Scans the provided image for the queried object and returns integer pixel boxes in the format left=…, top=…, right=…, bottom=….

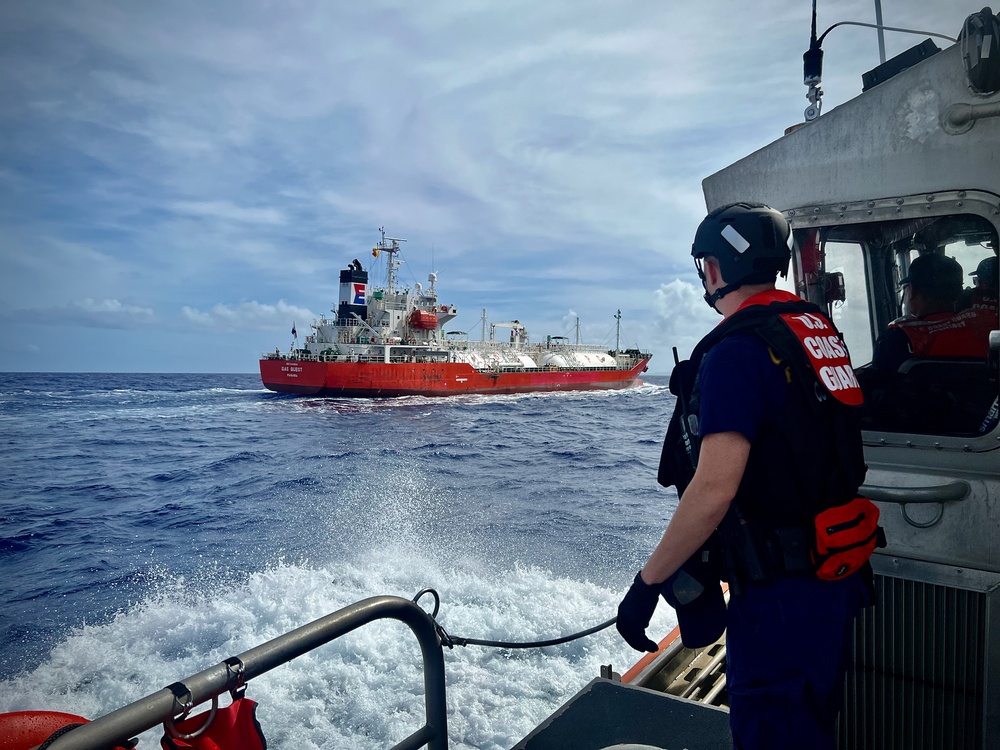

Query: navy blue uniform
left=700, top=333, right=867, bottom=750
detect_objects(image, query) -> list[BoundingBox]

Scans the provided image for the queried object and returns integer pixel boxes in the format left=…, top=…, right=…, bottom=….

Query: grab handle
left=861, top=480, right=970, bottom=528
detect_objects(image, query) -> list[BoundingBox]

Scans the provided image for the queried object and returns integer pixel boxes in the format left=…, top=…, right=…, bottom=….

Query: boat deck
left=511, top=678, right=731, bottom=750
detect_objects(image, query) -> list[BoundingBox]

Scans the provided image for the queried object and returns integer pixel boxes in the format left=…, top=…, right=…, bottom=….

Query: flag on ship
left=372, top=247, right=380, bottom=258
left=291, top=323, right=297, bottom=339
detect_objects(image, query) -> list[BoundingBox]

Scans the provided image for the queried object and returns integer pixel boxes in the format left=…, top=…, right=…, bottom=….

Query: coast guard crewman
left=957, top=254, right=999, bottom=313
left=872, top=252, right=996, bottom=373
left=616, top=202, right=878, bottom=750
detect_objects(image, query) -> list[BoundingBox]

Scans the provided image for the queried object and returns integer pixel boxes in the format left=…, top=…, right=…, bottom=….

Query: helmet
left=692, top=202, right=793, bottom=289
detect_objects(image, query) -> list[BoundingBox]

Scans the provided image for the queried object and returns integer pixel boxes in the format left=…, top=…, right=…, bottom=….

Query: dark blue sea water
left=0, top=373, right=679, bottom=749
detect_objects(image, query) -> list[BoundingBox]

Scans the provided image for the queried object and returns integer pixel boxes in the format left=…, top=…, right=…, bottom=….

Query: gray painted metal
left=511, top=678, right=731, bottom=750
left=845, top=568, right=1000, bottom=750
left=702, top=43, right=1000, bottom=213
left=46, top=596, right=449, bottom=750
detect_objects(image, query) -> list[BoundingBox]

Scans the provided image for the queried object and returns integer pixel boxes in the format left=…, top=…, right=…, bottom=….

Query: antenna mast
left=873, top=0, right=887, bottom=64
left=803, top=0, right=824, bottom=121
left=375, top=227, right=407, bottom=294
left=615, top=309, right=622, bottom=353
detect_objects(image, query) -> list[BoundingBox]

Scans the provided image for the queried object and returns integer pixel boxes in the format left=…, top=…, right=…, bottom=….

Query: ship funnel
left=338, top=265, right=368, bottom=323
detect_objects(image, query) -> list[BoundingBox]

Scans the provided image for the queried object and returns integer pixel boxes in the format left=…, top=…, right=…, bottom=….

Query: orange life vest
left=889, top=307, right=997, bottom=359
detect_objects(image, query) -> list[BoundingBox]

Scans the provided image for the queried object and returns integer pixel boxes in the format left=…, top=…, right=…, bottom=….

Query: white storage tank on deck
left=461, top=351, right=488, bottom=369
left=517, top=355, right=538, bottom=369
left=569, top=351, right=617, bottom=368
left=541, top=354, right=569, bottom=368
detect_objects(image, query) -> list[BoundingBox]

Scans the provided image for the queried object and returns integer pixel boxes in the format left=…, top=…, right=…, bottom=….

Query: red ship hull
left=259, top=358, right=650, bottom=397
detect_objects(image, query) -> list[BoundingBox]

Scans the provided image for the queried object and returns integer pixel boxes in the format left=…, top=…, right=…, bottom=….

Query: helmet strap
left=703, top=282, right=741, bottom=313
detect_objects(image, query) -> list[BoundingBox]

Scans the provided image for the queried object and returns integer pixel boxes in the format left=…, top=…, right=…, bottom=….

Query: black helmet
left=692, top=202, right=793, bottom=308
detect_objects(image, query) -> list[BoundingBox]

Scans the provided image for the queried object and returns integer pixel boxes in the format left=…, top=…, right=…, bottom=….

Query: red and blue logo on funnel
left=353, top=283, right=366, bottom=305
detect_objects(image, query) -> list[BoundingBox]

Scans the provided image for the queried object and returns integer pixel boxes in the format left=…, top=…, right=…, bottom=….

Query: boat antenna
left=803, top=0, right=824, bottom=122
left=874, top=0, right=886, bottom=64
left=802, top=1, right=958, bottom=123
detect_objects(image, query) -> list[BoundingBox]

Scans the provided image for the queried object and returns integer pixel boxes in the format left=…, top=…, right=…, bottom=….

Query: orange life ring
left=0, top=711, right=91, bottom=750
left=0, top=711, right=135, bottom=750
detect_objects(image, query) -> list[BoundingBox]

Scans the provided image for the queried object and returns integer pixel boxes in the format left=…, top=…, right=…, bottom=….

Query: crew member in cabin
left=616, top=203, right=879, bottom=750
left=957, top=254, right=999, bottom=313
left=870, top=252, right=997, bottom=373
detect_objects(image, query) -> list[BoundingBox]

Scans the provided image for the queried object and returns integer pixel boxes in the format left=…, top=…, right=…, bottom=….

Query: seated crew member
left=870, top=253, right=995, bottom=373
left=957, top=255, right=999, bottom=313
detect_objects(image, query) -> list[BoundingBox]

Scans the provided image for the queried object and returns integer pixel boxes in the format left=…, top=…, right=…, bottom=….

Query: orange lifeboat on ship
left=409, top=309, right=438, bottom=330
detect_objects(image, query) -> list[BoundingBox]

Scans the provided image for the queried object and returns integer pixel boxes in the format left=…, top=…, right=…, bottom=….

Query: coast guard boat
left=524, top=6, right=999, bottom=749
left=8, top=4, right=999, bottom=750
left=259, top=229, right=651, bottom=397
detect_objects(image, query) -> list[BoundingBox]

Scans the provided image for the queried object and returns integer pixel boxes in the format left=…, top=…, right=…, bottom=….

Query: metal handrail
left=48, top=596, right=449, bottom=750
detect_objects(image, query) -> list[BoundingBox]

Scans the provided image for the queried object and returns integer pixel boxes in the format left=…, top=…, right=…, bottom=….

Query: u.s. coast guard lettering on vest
left=779, top=312, right=864, bottom=406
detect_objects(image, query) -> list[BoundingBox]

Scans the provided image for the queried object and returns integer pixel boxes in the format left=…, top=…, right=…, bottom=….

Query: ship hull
left=259, top=358, right=650, bottom=397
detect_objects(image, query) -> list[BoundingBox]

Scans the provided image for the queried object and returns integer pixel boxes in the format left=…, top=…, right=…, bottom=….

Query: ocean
left=0, top=372, right=680, bottom=750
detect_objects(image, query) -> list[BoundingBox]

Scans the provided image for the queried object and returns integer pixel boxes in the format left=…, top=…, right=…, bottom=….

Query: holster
left=718, top=506, right=816, bottom=595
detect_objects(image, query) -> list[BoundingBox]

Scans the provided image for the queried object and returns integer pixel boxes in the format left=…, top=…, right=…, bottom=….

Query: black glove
left=616, top=571, right=660, bottom=653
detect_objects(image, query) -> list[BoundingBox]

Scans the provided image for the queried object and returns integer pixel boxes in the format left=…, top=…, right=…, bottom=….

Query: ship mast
left=376, top=227, right=407, bottom=294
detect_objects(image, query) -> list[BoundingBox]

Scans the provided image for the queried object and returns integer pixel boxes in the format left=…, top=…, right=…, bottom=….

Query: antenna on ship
left=376, top=227, right=407, bottom=294
left=614, top=309, right=622, bottom=353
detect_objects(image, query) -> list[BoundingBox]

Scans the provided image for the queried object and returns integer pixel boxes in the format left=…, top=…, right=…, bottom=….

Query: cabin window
left=825, top=241, right=874, bottom=366
left=794, top=211, right=999, bottom=439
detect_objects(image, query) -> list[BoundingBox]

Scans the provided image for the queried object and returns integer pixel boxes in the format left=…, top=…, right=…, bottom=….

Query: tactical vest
left=659, top=291, right=868, bottom=582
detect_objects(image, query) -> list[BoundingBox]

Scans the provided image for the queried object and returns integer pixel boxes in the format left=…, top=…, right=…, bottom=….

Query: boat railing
left=46, top=596, right=449, bottom=750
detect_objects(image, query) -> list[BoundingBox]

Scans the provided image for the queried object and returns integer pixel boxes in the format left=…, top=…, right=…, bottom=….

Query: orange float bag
left=160, top=695, right=266, bottom=750
left=811, top=496, right=885, bottom=581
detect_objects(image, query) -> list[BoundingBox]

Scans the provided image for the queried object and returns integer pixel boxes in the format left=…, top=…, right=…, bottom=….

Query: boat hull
left=259, top=358, right=650, bottom=397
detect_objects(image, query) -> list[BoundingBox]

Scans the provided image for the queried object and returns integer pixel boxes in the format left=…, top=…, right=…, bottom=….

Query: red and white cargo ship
left=260, top=230, right=651, bottom=397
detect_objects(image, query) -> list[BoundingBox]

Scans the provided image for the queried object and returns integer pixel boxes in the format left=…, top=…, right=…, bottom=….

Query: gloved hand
left=616, top=570, right=660, bottom=653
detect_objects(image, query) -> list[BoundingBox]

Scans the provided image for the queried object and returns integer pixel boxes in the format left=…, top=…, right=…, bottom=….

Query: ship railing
left=46, top=596, right=449, bottom=750
left=474, top=364, right=621, bottom=374
left=546, top=344, right=610, bottom=353
left=385, top=353, right=450, bottom=364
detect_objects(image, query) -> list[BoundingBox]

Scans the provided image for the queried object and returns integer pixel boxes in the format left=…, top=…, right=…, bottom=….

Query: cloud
left=651, top=278, right=719, bottom=360
left=4, top=299, right=156, bottom=330
left=180, top=300, right=318, bottom=331
left=0, top=0, right=967, bottom=373
left=171, top=201, right=288, bottom=226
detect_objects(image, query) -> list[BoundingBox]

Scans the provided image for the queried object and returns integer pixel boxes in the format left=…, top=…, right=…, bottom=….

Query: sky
left=0, top=0, right=968, bottom=374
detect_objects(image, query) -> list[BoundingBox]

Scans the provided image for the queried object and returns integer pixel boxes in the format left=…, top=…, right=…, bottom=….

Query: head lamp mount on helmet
left=692, top=202, right=794, bottom=310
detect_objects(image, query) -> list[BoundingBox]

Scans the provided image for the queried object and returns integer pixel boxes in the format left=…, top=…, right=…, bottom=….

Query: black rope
left=413, top=588, right=618, bottom=650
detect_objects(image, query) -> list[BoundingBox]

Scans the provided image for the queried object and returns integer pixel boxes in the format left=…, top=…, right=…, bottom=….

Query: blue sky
left=0, top=1, right=964, bottom=373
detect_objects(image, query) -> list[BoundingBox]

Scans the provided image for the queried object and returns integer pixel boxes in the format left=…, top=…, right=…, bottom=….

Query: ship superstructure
left=260, top=229, right=651, bottom=396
